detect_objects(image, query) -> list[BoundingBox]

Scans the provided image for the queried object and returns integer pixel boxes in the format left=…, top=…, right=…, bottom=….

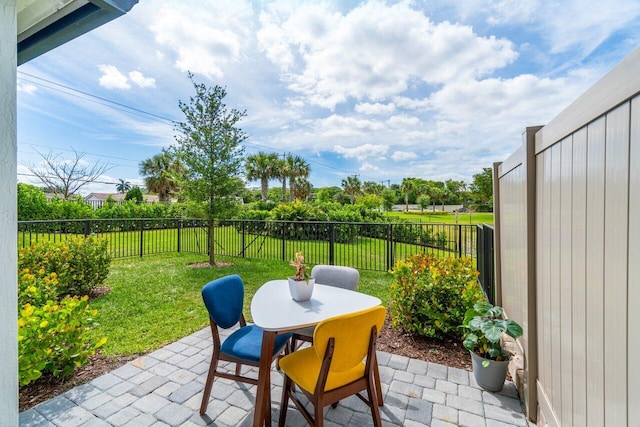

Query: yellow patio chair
left=278, top=306, right=386, bottom=427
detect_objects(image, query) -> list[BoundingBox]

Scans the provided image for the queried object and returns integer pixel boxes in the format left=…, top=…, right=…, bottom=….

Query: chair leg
left=278, top=375, right=292, bottom=427
left=199, top=354, right=219, bottom=415
left=367, top=379, right=382, bottom=427
left=373, top=355, right=383, bottom=406
left=314, top=401, right=324, bottom=427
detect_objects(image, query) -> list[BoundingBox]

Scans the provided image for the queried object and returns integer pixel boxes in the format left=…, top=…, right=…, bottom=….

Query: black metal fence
left=476, top=224, right=495, bottom=304
left=17, top=218, right=208, bottom=258
left=18, top=218, right=493, bottom=291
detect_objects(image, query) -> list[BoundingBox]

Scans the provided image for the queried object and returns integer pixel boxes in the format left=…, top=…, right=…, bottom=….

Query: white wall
left=0, top=1, right=18, bottom=425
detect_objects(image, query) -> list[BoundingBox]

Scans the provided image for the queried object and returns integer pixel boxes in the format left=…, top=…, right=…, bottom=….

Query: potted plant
left=288, top=252, right=315, bottom=301
left=461, top=301, right=523, bottom=392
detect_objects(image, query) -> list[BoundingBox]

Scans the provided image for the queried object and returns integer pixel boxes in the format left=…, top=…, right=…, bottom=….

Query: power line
left=18, top=71, right=176, bottom=125
left=17, top=72, right=379, bottom=184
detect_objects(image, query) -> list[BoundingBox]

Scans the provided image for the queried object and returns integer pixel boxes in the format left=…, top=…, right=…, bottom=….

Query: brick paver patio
left=19, top=327, right=528, bottom=426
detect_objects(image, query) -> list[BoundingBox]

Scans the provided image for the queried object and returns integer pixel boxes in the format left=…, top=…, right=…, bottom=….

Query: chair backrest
left=313, top=306, right=386, bottom=372
left=201, top=274, right=244, bottom=329
left=310, top=265, right=360, bottom=291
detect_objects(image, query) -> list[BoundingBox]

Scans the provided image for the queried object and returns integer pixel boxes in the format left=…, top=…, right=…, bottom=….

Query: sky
left=16, top=0, right=640, bottom=195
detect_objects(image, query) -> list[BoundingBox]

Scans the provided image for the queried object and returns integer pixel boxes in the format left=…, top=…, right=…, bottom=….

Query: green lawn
left=387, top=211, right=494, bottom=225
left=89, top=253, right=394, bottom=356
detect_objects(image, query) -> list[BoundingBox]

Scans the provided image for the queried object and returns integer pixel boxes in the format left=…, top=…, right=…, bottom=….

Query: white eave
left=17, top=0, right=138, bottom=65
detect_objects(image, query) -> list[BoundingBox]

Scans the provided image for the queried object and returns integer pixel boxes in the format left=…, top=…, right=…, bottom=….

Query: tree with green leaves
left=124, top=186, right=143, bottom=203
left=245, top=151, right=280, bottom=202
left=470, top=168, right=493, bottom=206
left=139, top=149, right=184, bottom=202
left=362, top=181, right=384, bottom=195
left=286, top=154, right=310, bottom=201
left=116, top=179, right=131, bottom=194
left=274, top=157, right=289, bottom=202
left=341, top=176, right=362, bottom=204
left=381, top=188, right=397, bottom=212
left=417, top=194, right=430, bottom=212
left=400, top=178, right=415, bottom=212
left=445, top=179, right=466, bottom=205
left=291, top=177, right=312, bottom=200
left=173, top=74, right=247, bottom=266
left=316, top=186, right=342, bottom=203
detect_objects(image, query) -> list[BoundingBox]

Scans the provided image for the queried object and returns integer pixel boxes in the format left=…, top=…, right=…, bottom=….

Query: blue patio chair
left=199, top=274, right=292, bottom=415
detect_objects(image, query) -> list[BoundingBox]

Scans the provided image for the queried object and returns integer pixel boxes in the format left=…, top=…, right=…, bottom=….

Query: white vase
left=288, top=276, right=315, bottom=302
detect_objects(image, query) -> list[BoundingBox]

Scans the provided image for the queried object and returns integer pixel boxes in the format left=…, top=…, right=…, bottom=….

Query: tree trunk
left=208, top=219, right=215, bottom=265
left=261, top=178, right=268, bottom=202
left=281, top=178, right=286, bottom=202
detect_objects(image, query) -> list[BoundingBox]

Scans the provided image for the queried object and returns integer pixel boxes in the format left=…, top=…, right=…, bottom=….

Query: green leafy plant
left=17, top=269, right=106, bottom=386
left=18, top=236, right=111, bottom=297
left=390, top=254, right=484, bottom=339
left=289, top=251, right=310, bottom=282
left=461, top=301, right=523, bottom=366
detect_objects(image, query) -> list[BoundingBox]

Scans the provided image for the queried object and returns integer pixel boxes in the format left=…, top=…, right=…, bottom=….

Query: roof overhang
left=17, top=0, right=138, bottom=65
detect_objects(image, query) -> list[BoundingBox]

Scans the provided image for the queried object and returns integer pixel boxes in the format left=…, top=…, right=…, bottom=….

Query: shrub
left=390, top=254, right=484, bottom=340
left=17, top=268, right=106, bottom=386
left=18, top=236, right=112, bottom=297
left=18, top=298, right=106, bottom=386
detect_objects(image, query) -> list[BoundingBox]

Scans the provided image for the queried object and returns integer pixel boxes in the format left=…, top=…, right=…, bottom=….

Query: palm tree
left=341, top=176, right=362, bottom=204
left=139, top=150, right=183, bottom=202
left=286, top=154, right=310, bottom=201
left=115, top=179, right=131, bottom=194
left=400, top=178, right=415, bottom=212
left=291, top=177, right=312, bottom=200
left=245, top=152, right=280, bottom=202
left=275, top=157, right=289, bottom=202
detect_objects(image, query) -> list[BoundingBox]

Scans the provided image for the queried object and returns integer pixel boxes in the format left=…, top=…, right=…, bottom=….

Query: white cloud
left=355, top=102, right=396, bottom=115
left=149, top=3, right=253, bottom=80
left=98, top=65, right=131, bottom=90
left=391, top=151, right=418, bottom=161
left=129, top=71, right=156, bottom=88
left=17, top=82, right=38, bottom=94
left=360, top=162, right=381, bottom=172
left=258, top=1, right=517, bottom=109
left=478, top=0, right=640, bottom=58
left=334, top=143, right=388, bottom=161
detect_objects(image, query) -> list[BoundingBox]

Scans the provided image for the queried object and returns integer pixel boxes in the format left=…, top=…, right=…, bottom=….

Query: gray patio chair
left=290, top=265, right=360, bottom=347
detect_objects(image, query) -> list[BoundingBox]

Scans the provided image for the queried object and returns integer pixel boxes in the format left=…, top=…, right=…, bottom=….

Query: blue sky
left=16, top=0, right=640, bottom=195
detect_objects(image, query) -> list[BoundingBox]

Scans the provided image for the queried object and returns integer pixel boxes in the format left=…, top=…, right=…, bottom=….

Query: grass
left=387, top=211, right=494, bottom=225
left=88, top=253, right=394, bottom=356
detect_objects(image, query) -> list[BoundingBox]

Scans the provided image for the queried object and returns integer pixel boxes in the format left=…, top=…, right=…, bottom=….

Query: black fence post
left=84, top=220, right=90, bottom=236
left=139, top=220, right=144, bottom=258
left=177, top=218, right=182, bottom=253
left=329, top=223, right=335, bottom=265
left=387, top=223, right=394, bottom=271
left=241, top=221, right=246, bottom=258
left=282, top=221, right=287, bottom=261
left=457, top=224, right=462, bottom=258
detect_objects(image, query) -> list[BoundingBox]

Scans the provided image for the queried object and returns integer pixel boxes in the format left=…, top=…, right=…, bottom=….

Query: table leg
left=254, top=330, right=275, bottom=427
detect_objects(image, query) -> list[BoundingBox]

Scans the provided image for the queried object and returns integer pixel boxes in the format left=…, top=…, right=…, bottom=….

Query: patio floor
left=19, top=326, right=528, bottom=427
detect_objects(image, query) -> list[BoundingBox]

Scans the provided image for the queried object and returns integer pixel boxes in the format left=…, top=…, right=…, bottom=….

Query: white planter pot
left=288, top=276, right=315, bottom=302
left=470, top=351, right=510, bottom=392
